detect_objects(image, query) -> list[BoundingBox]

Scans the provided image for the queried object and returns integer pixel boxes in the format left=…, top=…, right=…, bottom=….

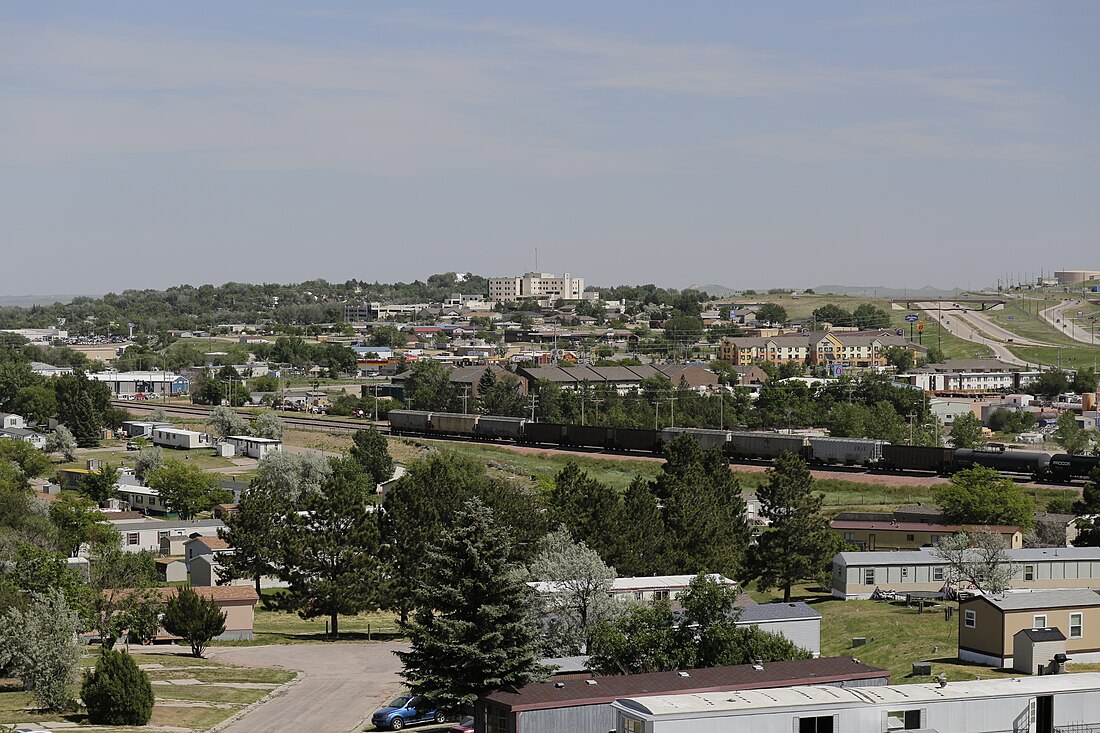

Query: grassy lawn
left=749, top=584, right=1015, bottom=683
left=0, top=650, right=294, bottom=729
left=208, top=601, right=403, bottom=646
left=1008, top=343, right=1100, bottom=371
left=58, top=447, right=238, bottom=474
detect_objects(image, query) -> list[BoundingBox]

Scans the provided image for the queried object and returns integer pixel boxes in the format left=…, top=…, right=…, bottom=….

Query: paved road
left=953, top=307, right=1053, bottom=347
left=208, top=642, right=409, bottom=733
left=915, top=302, right=1030, bottom=366
left=1040, top=299, right=1099, bottom=345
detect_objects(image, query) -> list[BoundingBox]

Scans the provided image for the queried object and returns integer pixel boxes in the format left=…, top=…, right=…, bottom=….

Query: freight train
left=388, top=410, right=1100, bottom=484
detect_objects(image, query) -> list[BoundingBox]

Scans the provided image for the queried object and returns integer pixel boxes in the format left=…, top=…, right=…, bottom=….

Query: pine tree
left=614, top=477, right=669, bottom=576
left=744, top=451, right=834, bottom=602
left=548, top=462, right=624, bottom=565
left=655, top=435, right=749, bottom=577
left=161, top=586, right=228, bottom=658
left=273, top=458, right=383, bottom=636
left=397, top=497, right=546, bottom=716
left=219, top=482, right=287, bottom=599
left=55, top=372, right=107, bottom=448
left=349, top=426, right=394, bottom=486
left=82, top=647, right=155, bottom=725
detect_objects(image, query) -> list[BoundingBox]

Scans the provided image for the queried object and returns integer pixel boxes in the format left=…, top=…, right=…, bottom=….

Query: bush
left=82, top=648, right=154, bottom=725
left=161, top=586, right=227, bottom=658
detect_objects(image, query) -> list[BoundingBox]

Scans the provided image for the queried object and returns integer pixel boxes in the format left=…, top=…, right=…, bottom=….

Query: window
left=127, top=533, right=139, bottom=546
left=933, top=567, right=944, bottom=582
left=1070, top=613, right=1083, bottom=638
left=931, top=534, right=942, bottom=545
left=1033, top=615, right=1048, bottom=629
left=864, top=568, right=875, bottom=586
left=1024, top=565, right=1035, bottom=581
left=484, top=705, right=508, bottom=733
left=964, top=609, right=976, bottom=628
left=148, top=497, right=156, bottom=506
left=621, top=717, right=644, bottom=733
left=158, top=531, right=169, bottom=542
left=633, top=591, right=644, bottom=601
left=799, top=715, right=834, bottom=733
left=653, top=590, right=670, bottom=601
left=887, top=710, right=923, bottom=730
left=134, top=494, right=143, bottom=504
left=844, top=532, right=856, bottom=541
left=906, top=534, right=915, bottom=542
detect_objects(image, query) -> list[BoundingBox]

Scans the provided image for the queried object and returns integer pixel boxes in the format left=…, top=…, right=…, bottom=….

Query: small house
left=152, top=427, right=213, bottom=450
left=958, top=589, right=1100, bottom=667
left=224, top=435, right=282, bottom=460
left=155, top=557, right=188, bottom=583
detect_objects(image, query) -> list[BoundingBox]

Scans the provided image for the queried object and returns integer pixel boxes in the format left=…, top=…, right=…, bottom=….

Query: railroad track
left=115, top=402, right=1071, bottom=491
left=114, top=401, right=384, bottom=434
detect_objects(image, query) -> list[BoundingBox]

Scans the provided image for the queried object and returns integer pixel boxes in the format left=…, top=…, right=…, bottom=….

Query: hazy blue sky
left=2, top=2, right=1097, bottom=295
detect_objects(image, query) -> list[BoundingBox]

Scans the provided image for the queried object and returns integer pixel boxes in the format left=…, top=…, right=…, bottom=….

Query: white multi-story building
left=488, top=272, right=592, bottom=302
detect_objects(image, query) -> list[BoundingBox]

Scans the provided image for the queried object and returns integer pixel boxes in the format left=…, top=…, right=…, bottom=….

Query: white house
left=0, top=413, right=26, bottom=430
left=152, top=427, right=214, bottom=450
left=224, top=435, right=282, bottom=460
left=114, top=485, right=168, bottom=515
left=107, top=518, right=225, bottom=554
left=0, top=427, right=47, bottom=450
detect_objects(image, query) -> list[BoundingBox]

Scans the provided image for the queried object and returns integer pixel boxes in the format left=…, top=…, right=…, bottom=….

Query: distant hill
left=0, top=294, right=89, bottom=307
left=811, top=285, right=968, bottom=299
left=687, top=283, right=970, bottom=300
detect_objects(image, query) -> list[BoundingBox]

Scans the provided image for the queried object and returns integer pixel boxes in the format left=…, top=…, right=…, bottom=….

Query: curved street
left=208, top=642, right=409, bottom=733
left=1040, top=299, right=1098, bottom=345
left=914, top=302, right=1029, bottom=366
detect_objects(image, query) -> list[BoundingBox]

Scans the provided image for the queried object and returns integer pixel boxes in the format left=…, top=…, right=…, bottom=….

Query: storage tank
left=661, top=427, right=731, bottom=452
left=809, top=437, right=885, bottom=466
left=953, top=448, right=1052, bottom=477
left=388, top=410, right=432, bottom=434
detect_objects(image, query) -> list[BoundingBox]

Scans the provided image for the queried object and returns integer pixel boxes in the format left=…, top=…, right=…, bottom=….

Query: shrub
left=161, top=586, right=227, bottom=658
left=82, top=648, right=154, bottom=725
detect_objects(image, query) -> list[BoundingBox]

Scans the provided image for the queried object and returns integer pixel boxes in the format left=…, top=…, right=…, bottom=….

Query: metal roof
left=835, top=547, right=1100, bottom=566
left=106, top=518, right=224, bottom=532
left=618, top=672, right=1100, bottom=717
left=736, top=602, right=820, bottom=623
left=969, top=589, right=1100, bottom=611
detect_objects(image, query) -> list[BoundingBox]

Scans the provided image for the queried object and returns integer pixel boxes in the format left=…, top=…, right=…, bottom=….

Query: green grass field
left=750, top=584, right=1096, bottom=683
left=208, top=599, right=402, bottom=646
left=0, top=650, right=294, bottom=729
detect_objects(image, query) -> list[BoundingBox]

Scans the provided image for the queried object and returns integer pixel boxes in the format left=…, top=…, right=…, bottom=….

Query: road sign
left=917, top=323, right=925, bottom=331
left=895, top=329, right=904, bottom=336
left=833, top=363, right=844, bottom=377
left=904, top=314, right=919, bottom=323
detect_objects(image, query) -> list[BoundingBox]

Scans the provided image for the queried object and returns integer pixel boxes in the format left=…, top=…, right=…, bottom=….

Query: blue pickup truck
left=371, top=695, right=443, bottom=730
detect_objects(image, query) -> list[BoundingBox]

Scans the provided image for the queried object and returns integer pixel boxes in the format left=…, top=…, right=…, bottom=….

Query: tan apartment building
left=717, top=330, right=921, bottom=368
left=831, top=518, right=1023, bottom=551
left=958, top=589, right=1100, bottom=667
left=831, top=547, right=1100, bottom=600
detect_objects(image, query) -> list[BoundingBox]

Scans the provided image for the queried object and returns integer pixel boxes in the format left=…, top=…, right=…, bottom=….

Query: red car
left=447, top=717, right=474, bottom=733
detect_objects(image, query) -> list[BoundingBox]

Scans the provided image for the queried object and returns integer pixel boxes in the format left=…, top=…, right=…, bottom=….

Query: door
left=1036, top=695, right=1053, bottom=733
left=869, top=533, right=876, bottom=551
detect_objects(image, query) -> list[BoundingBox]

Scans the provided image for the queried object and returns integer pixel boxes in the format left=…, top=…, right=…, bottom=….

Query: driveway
left=208, top=642, right=409, bottom=733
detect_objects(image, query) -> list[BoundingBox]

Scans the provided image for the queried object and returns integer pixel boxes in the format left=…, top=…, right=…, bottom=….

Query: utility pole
left=462, top=387, right=469, bottom=414
left=908, top=412, right=916, bottom=445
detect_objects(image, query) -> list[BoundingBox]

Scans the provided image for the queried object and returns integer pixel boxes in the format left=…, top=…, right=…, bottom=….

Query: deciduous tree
left=0, top=589, right=82, bottom=711
left=349, top=427, right=394, bottom=486
left=934, top=530, right=1018, bottom=594
left=146, top=460, right=229, bottom=520
left=934, top=466, right=1035, bottom=529
left=948, top=412, right=983, bottom=449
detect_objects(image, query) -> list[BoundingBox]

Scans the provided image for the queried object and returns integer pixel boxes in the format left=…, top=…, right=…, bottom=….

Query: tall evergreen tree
left=397, top=497, right=546, bottom=716
left=55, top=371, right=110, bottom=448
left=547, top=462, right=623, bottom=565
left=218, top=482, right=288, bottom=600
left=654, top=435, right=749, bottom=577
left=161, top=586, right=228, bottom=658
left=273, top=458, right=384, bottom=636
left=744, top=451, right=834, bottom=602
left=613, top=477, right=669, bottom=576
left=349, top=426, right=395, bottom=486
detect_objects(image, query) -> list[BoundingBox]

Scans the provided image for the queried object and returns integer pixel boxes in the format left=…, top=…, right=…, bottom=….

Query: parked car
left=448, top=717, right=475, bottom=733
left=126, top=441, right=140, bottom=451
left=371, top=695, right=442, bottom=730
